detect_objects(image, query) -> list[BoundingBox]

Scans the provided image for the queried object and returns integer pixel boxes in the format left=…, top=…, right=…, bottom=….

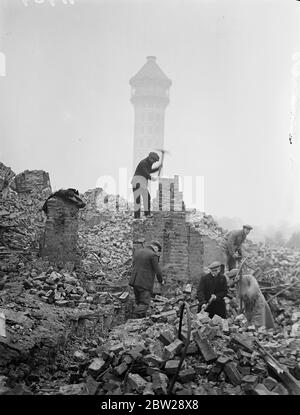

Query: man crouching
left=197, top=261, right=228, bottom=318
left=129, top=240, right=163, bottom=318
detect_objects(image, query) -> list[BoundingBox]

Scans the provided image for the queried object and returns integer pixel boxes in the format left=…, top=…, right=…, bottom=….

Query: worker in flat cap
left=131, top=152, right=162, bottom=219
left=129, top=240, right=164, bottom=318
left=197, top=261, right=228, bottom=319
left=220, top=225, right=253, bottom=271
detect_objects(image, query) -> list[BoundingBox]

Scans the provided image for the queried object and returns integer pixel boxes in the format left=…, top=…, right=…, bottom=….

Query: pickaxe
left=155, top=148, right=170, bottom=177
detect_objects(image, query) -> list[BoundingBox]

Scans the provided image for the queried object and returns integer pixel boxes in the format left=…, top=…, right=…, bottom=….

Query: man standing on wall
left=221, top=225, right=253, bottom=271
left=129, top=240, right=164, bottom=318
left=131, top=152, right=162, bottom=219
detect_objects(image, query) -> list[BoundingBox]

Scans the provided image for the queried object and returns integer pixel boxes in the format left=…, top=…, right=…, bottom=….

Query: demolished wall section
left=41, top=197, right=80, bottom=265
left=153, top=175, right=183, bottom=212
left=10, top=170, right=51, bottom=195
left=0, top=162, right=15, bottom=191
left=187, top=225, right=204, bottom=281
left=0, top=164, right=52, bottom=255
left=133, top=212, right=204, bottom=289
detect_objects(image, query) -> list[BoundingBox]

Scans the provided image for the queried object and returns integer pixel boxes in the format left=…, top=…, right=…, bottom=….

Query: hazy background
left=1, top=0, right=300, bottom=242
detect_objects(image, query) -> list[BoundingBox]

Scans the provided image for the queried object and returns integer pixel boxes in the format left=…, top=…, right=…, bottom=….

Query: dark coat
left=129, top=246, right=163, bottom=292
left=131, top=157, right=159, bottom=187
left=221, top=230, right=246, bottom=256
left=197, top=272, right=228, bottom=318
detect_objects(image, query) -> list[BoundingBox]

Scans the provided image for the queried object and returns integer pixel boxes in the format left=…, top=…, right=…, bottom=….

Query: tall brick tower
left=130, top=56, right=172, bottom=170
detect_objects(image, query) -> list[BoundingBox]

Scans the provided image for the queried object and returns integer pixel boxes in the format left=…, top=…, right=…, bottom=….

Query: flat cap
left=148, top=152, right=160, bottom=161
left=208, top=261, right=221, bottom=270
left=243, top=224, right=253, bottom=230
left=150, top=240, right=162, bottom=251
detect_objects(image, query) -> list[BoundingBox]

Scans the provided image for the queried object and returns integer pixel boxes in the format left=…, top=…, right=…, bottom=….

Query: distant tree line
left=265, top=230, right=300, bottom=249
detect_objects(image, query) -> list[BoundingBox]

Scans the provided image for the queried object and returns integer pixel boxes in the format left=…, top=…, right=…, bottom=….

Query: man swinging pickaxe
left=155, top=148, right=170, bottom=177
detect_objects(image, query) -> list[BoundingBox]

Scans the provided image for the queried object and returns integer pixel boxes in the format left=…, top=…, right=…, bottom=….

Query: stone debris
left=0, top=161, right=299, bottom=395
left=47, top=294, right=298, bottom=396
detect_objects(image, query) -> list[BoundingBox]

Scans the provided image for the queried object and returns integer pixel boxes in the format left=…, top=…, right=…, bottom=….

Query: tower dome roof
left=130, top=56, right=172, bottom=86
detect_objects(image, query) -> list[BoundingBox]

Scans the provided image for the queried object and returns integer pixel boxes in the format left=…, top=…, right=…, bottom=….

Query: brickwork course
left=40, top=197, right=81, bottom=265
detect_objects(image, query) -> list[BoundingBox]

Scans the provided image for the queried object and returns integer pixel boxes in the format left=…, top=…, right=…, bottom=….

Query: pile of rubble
left=186, top=212, right=225, bottom=241
left=241, top=246, right=300, bottom=308
left=19, top=263, right=132, bottom=311
left=0, top=256, right=135, bottom=395
left=1, top=161, right=300, bottom=396
left=45, top=292, right=299, bottom=396
left=249, top=246, right=300, bottom=284
left=185, top=208, right=300, bottom=302
left=0, top=163, right=51, bottom=257
left=78, top=188, right=133, bottom=283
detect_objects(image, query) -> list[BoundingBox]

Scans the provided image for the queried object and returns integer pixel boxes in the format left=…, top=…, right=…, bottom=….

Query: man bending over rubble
left=239, top=274, right=275, bottom=329
left=221, top=225, right=253, bottom=271
left=197, top=261, right=228, bottom=319
left=129, top=240, right=164, bottom=318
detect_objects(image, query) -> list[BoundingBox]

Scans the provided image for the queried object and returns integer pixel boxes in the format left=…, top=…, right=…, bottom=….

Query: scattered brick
left=224, top=362, right=242, bottom=386
left=178, top=368, right=196, bottom=383
left=88, top=358, right=106, bottom=378
left=194, top=332, right=217, bottom=362
left=165, top=360, right=181, bottom=375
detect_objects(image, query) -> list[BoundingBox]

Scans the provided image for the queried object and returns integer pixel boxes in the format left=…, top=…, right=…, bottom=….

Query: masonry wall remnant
left=153, top=175, right=183, bottom=212
left=11, top=170, right=51, bottom=194
left=0, top=162, right=15, bottom=191
left=133, top=176, right=225, bottom=293
left=133, top=211, right=204, bottom=292
left=41, top=197, right=81, bottom=265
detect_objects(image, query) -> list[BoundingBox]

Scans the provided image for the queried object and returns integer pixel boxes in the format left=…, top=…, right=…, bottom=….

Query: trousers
left=132, top=183, right=151, bottom=218
left=133, top=287, right=151, bottom=317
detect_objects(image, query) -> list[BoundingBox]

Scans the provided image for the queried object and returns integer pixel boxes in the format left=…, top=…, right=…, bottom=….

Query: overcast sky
left=0, top=0, right=300, bottom=228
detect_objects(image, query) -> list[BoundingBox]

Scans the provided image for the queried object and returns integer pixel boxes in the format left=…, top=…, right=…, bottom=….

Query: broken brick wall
left=40, top=197, right=80, bottom=265
left=0, top=162, right=15, bottom=191
left=80, top=188, right=131, bottom=227
left=0, top=165, right=52, bottom=254
left=153, top=175, right=183, bottom=212
left=10, top=170, right=51, bottom=195
left=201, top=235, right=225, bottom=268
left=133, top=211, right=204, bottom=293
left=187, top=225, right=204, bottom=282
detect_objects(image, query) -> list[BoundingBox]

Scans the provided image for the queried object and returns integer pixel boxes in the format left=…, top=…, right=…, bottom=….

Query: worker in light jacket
left=221, top=225, right=253, bottom=271
left=129, top=240, right=163, bottom=318
left=197, top=261, right=228, bottom=318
